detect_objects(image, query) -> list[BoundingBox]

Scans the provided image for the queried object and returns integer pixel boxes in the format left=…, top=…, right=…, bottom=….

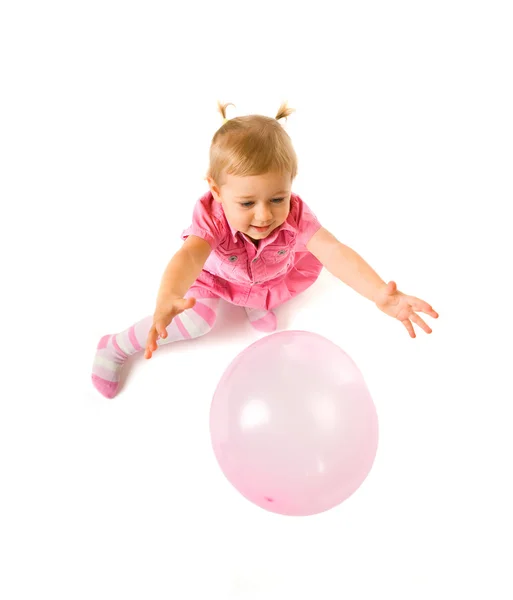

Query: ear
left=207, top=177, right=222, bottom=203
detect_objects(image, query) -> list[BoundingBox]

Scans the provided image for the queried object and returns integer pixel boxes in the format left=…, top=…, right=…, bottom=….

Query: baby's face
left=209, top=171, right=292, bottom=242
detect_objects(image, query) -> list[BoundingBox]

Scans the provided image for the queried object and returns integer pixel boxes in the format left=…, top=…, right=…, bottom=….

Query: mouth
left=251, top=223, right=273, bottom=233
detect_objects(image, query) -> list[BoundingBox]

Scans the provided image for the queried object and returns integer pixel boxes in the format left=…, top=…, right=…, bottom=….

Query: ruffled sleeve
left=290, top=193, right=323, bottom=246
left=181, top=193, right=224, bottom=250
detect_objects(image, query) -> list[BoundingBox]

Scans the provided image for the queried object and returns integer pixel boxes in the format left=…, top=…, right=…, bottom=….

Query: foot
left=91, top=334, right=129, bottom=398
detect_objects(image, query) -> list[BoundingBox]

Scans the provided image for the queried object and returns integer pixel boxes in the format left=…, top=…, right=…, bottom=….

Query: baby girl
left=92, top=101, right=438, bottom=398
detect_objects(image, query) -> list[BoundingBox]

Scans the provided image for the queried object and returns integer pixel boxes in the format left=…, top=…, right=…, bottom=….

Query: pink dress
left=181, top=191, right=323, bottom=310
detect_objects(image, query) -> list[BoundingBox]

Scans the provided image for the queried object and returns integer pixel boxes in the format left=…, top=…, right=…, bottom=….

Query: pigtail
left=217, top=100, right=235, bottom=124
left=275, top=101, right=295, bottom=121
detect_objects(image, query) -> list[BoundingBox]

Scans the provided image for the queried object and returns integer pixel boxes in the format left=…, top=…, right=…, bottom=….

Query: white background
left=1, top=1, right=512, bottom=598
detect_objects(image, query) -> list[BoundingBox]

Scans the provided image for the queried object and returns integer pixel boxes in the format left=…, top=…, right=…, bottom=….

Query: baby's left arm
left=307, top=227, right=387, bottom=302
left=307, top=227, right=438, bottom=337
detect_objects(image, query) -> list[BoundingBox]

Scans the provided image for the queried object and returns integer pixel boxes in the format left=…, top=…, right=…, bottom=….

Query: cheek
left=234, top=211, right=252, bottom=228
left=276, top=203, right=290, bottom=219
left=226, top=206, right=248, bottom=225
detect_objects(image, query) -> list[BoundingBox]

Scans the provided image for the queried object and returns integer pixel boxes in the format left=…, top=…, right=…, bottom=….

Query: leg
left=92, top=297, right=220, bottom=399
left=244, top=306, right=277, bottom=333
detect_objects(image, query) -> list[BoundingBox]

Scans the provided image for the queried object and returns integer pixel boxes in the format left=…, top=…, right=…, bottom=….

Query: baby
left=92, top=101, right=438, bottom=399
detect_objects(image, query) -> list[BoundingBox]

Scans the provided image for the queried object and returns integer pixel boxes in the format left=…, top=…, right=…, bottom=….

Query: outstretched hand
left=374, top=281, right=438, bottom=338
left=144, top=296, right=196, bottom=359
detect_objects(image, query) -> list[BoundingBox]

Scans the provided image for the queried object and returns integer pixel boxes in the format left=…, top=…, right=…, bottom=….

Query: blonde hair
left=206, top=101, right=298, bottom=187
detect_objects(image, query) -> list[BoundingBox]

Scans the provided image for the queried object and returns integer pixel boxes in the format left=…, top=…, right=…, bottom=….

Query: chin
left=249, top=231, right=270, bottom=240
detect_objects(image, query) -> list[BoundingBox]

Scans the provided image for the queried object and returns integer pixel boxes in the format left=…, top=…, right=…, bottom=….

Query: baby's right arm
left=145, top=235, right=212, bottom=359
left=156, top=235, right=212, bottom=305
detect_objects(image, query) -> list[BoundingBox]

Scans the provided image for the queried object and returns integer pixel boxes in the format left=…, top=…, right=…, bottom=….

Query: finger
left=155, top=322, right=169, bottom=339
left=175, top=297, right=196, bottom=313
left=146, top=327, right=158, bottom=346
left=144, top=338, right=154, bottom=359
left=412, top=298, right=439, bottom=318
left=383, top=281, right=397, bottom=296
left=145, top=338, right=158, bottom=357
left=401, top=319, right=416, bottom=338
left=154, top=319, right=172, bottom=338
left=145, top=327, right=159, bottom=353
left=411, top=313, right=432, bottom=334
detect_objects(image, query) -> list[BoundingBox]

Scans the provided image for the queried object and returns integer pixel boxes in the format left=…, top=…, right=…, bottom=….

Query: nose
left=254, top=205, right=273, bottom=225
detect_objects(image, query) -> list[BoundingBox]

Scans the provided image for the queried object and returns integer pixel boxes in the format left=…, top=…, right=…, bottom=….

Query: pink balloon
left=210, top=330, right=379, bottom=516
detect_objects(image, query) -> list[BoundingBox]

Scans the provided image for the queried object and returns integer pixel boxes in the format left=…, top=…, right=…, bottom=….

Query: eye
left=240, top=197, right=286, bottom=208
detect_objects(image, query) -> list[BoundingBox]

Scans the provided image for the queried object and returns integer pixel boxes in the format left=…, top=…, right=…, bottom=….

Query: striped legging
left=91, top=297, right=276, bottom=398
